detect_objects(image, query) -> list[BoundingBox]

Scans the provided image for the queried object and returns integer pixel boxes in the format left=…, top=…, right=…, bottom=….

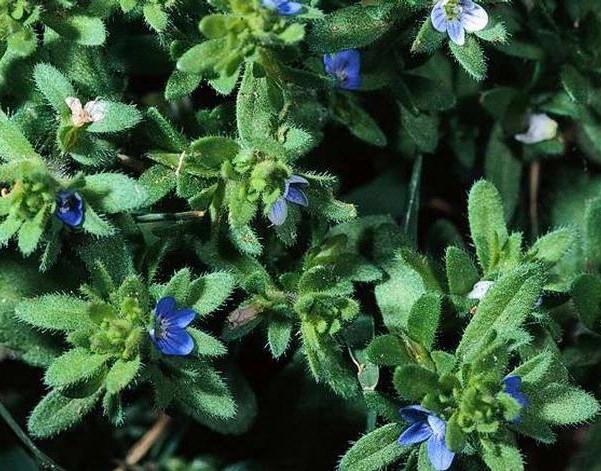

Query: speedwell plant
left=0, top=1, right=600, bottom=470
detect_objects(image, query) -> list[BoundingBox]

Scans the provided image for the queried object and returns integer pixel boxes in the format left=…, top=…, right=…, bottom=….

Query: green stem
left=0, top=400, right=66, bottom=471
left=134, top=210, right=206, bottom=223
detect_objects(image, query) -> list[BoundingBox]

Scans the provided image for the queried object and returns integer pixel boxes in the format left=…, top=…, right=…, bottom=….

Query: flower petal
left=461, top=2, right=489, bottom=33
left=65, top=97, right=83, bottom=115
left=427, top=433, right=455, bottom=471
left=278, top=1, right=303, bottom=15
left=163, top=308, right=196, bottom=328
left=324, top=50, right=361, bottom=90
left=154, top=327, right=194, bottom=356
left=399, top=405, right=431, bottom=423
left=155, top=296, right=177, bottom=319
left=427, top=414, right=446, bottom=438
left=285, top=186, right=309, bottom=207
left=84, top=100, right=106, bottom=123
left=398, top=421, right=433, bottom=445
left=447, top=20, right=465, bottom=46
left=431, top=3, right=448, bottom=32
left=268, top=197, right=288, bottom=226
left=503, top=375, right=529, bottom=408
left=55, top=191, right=85, bottom=228
left=515, top=113, right=558, bottom=144
left=342, top=73, right=362, bottom=91
left=288, top=175, right=309, bottom=186
left=467, top=280, right=495, bottom=300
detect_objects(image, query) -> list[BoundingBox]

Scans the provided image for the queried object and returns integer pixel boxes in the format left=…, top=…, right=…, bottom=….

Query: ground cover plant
left=1, top=0, right=601, bottom=470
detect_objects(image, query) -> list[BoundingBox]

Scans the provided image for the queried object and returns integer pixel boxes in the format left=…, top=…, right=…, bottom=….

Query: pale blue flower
left=268, top=175, right=309, bottom=226
left=55, top=190, right=84, bottom=228
left=262, top=0, right=303, bottom=16
left=398, top=406, right=455, bottom=471
left=431, top=0, right=488, bottom=46
left=323, top=50, right=361, bottom=91
left=150, top=297, right=196, bottom=356
left=503, top=375, right=528, bottom=423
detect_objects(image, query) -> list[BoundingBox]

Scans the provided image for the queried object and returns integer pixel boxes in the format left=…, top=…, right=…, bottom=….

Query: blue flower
left=268, top=175, right=309, bottom=226
left=431, top=0, right=488, bottom=46
left=323, top=49, right=361, bottom=91
left=261, top=0, right=303, bottom=16
left=150, top=296, right=196, bottom=356
left=55, top=190, right=85, bottom=228
left=398, top=406, right=455, bottom=471
left=503, top=375, right=528, bottom=423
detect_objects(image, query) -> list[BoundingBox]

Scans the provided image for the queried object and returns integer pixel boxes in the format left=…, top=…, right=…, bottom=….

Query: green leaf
left=188, top=328, right=227, bottom=357
left=33, top=63, right=74, bottom=114
left=457, top=264, right=543, bottom=360
left=468, top=180, right=508, bottom=275
left=412, top=18, right=444, bottom=54
left=85, top=173, right=148, bottom=213
left=189, top=272, right=236, bottom=316
left=339, top=423, right=406, bottom=471
left=28, top=390, right=101, bottom=438
left=572, top=273, right=601, bottom=331
left=81, top=205, right=115, bottom=237
left=393, top=364, right=438, bottom=401
left=175, top=369, right=236, bottom=420
left=0, top=111, right=41, bottom=162
left=48, top=15, right=107, bottom=46
left=86, top=102, right=142, bottom=134
left=230, top=224, right=262, bottom=256
left=105, top=357, right=141, bottom=394
left=510, top=350, right=556, bottom=387
left=307, top=4, right=397, bottom=53
left=474, top=22, right=509, bottom=43
left=143, top=4, right=168, bottom=32
left=449, top=36, right=487, bottom=81
left=561, top=65, right=590, bottom=104
left=17, top=206, right=47, bottom=256
left=407, top=293, right=441, bottom=350
left=45, top=348, right=109, bottom=388
left=537, top=383, right=600, bottom=425
left=400, top=106, right=439, bottom=153
left=484, top=125, right=522, bottom=221
left=335, top=95, right=387, bottom=147
left=365, top=334, right=410, bottom=366
left=177, top=39, right=225, bottom=76
left=188, top=137, right=240, bottom=177
left=268, top=319, right=293, bottom=358
left=16, top=295, right=91, bottom=332
left=445, top=246, right=480, bottom=295
left=0, top=213, right=22, bottom=244
left=165, top=70, right=202, bottom=101
left=481, top=438, right=524, bottom=471
left=584, top=197, right=601, bottom=267
left=527, top=227, right=577, bottom=266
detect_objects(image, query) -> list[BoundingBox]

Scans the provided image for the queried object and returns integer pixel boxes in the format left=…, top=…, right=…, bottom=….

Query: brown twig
left=113, top=413, right=172, bottom=471
left=529, top=161, right=541, bottom=238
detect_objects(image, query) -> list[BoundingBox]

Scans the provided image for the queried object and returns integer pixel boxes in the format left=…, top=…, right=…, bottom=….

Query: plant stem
left=134, top=210, right=206, bottom=223
left=529, top=161, right=541, bottom=238
left=0, top=399, right=66, bottom=471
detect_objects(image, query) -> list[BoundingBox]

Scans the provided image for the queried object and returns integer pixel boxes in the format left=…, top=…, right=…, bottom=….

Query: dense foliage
left=1, top=0, right=601, bottom=470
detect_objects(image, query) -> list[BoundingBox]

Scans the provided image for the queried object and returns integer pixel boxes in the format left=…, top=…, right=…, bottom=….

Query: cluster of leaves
left=1, top=1, right=601, bottom=470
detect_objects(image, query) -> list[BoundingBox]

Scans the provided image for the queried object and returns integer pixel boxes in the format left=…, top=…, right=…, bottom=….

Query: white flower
left=514, top=113, right=559, bottom=144
left=65, top=97, right=106, bottom=127
left=467, top=280, right=494, bottom=300
left=431, top=0, right=489, bottom=46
